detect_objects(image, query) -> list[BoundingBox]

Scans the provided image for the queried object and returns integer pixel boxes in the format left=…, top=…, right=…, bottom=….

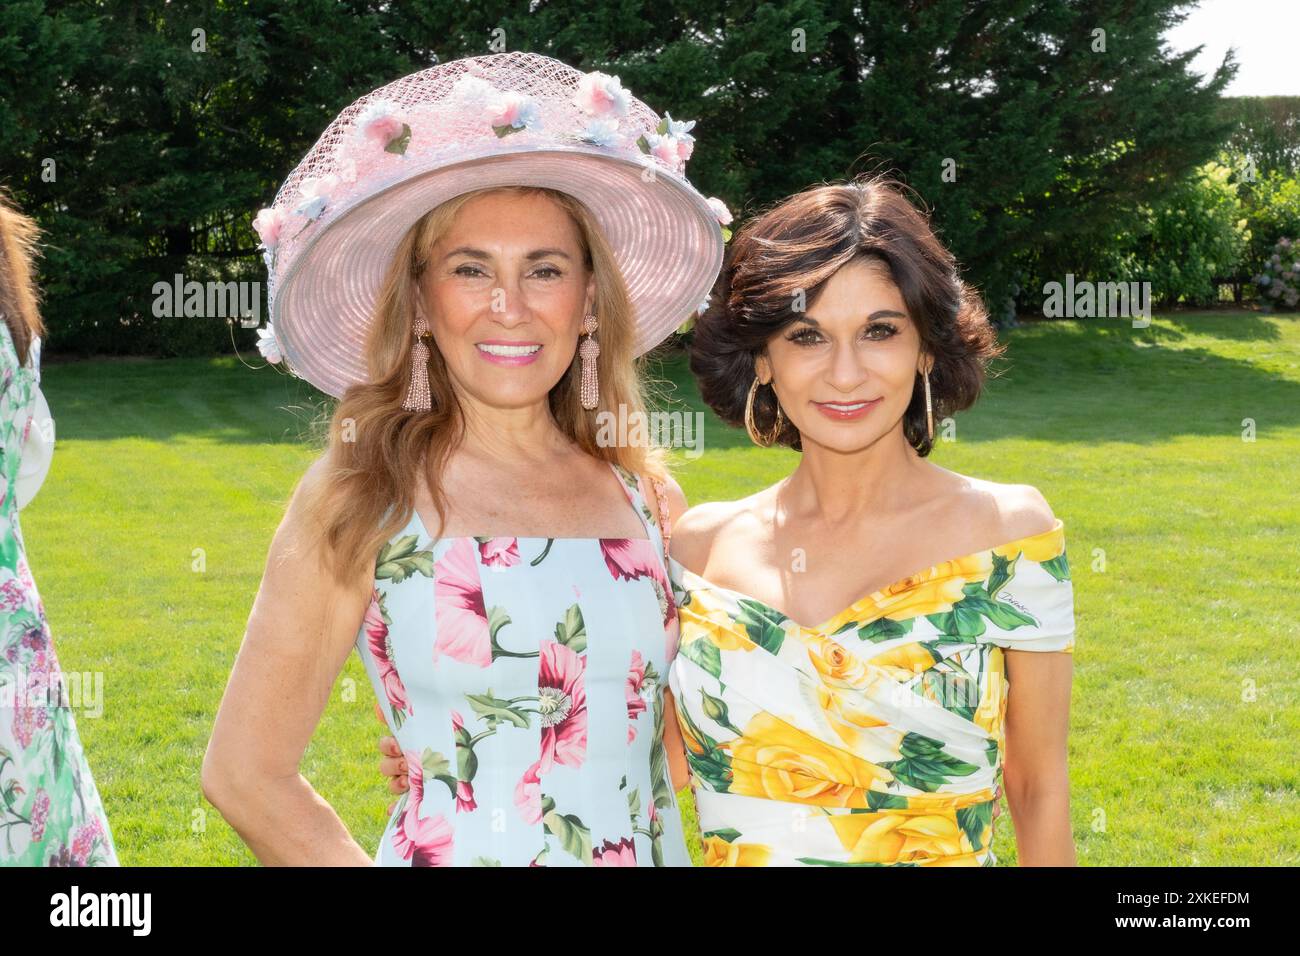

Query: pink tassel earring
left=402, top=311, right=433, bottom=412
left=579, top=312, right=600, bottom=410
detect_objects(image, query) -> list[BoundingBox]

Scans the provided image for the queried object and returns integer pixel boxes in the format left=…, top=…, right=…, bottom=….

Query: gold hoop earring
left=923, top=368, right=934, bottom=441
left=744, top=376, right=785, bottom=446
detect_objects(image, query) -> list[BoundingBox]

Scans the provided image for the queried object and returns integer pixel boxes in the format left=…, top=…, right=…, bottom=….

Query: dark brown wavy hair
left=690, top=174, right=1003, bottom=456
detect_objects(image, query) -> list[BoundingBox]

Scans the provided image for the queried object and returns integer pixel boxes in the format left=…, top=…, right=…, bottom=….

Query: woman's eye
left=454, top=264, right=487, bottom=277
left=787, top=323, right=897, bottom=346
left=787, top=328, right=822, bottom=346
left=531, top=266, right=562, bottom=279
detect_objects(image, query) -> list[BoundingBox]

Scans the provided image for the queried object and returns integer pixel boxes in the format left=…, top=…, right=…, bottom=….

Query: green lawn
left=25, top=312, right=1300, bottom=865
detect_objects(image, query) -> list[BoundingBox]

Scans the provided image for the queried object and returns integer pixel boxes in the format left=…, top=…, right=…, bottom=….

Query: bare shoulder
left=269, top=450, right=367, bottom=598
left=965, top=477, right=1058, bottom=543
left=670, top=486, right=769, bottom=574
left=670, top=498, right=747, bottom=575
left=279, top=451, right=336, bottom=543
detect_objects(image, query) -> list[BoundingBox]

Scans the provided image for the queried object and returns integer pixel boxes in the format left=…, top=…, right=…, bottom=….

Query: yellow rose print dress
left=667, top=520, right=1074, bottom=866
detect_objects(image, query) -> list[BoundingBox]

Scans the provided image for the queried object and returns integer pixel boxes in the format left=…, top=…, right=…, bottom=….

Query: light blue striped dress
left=353, top=461, right=688, bottom=866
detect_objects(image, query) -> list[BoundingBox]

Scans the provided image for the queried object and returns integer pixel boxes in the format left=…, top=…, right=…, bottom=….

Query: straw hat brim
left=272, top=144, right=723, bottom=399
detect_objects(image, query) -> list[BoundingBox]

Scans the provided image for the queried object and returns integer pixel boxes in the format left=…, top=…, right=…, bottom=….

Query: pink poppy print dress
left=354, top=462, right=688, bottom=866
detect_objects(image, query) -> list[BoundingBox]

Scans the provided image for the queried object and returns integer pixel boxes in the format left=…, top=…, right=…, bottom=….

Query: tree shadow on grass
left=41, top=356, right=332, bottom=445
left=1161, top=310, right=1288, bottom=342
left=967, top=318, right=1300, bottom=445
left=40, top=315, right=1300, bottom=449
left=647, top=316, right=1300, bottom=453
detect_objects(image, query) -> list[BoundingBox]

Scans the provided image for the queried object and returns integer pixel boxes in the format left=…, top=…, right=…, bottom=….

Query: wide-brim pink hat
left=254, top=50, right=727, bottom=399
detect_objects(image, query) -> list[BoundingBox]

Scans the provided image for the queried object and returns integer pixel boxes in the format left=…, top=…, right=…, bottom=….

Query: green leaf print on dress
left=878, top=732, right=981, bottom=793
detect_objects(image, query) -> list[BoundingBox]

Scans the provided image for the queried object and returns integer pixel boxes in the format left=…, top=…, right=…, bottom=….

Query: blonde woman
left=0, top=188, right=118, bottom=866
left=201, top=53, right=722, bottom=866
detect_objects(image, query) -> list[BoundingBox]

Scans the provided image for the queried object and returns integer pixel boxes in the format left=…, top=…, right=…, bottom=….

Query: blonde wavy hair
left=303, top=185, right=670, bottom=587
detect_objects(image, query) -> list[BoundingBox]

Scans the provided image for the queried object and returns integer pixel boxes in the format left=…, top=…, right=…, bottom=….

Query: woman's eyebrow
left=442, top=245, right=490, bottom=260
left=796, top=309, right=908, bottom=324
left=441, top=246, right=573, bottom=261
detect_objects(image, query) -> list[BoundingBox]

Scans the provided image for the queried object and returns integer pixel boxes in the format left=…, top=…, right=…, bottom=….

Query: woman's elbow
left=200, top=739, right=267, bottom=822
left=200, top=745, right=238, bottom=812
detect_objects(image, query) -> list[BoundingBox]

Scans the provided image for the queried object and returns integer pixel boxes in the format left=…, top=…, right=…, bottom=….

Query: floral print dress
left=354, top=461, right=688, bottom=866
left=0, top=324, right=117, bottom=866
left=669, top=520, right=1075, bottom=866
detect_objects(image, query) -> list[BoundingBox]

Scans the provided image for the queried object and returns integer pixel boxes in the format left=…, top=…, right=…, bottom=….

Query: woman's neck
left=779, top=427, right=937, bottom=527
left=456, top=395, right=576, bottom=467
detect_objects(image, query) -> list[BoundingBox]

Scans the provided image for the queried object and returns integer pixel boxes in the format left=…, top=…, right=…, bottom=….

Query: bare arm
left=201, top=456, right=375, bottom=865
left=1002, top=649, right=1076, bottom=865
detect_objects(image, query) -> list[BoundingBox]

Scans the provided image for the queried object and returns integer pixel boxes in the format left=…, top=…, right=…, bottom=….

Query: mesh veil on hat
left=253, top=50, right=727, bottom=399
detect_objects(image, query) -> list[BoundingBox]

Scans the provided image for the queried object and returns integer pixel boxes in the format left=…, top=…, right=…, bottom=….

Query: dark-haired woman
left=0, top=190, right=118, bottom=866
left=667, top=175, right=1077, bottom=866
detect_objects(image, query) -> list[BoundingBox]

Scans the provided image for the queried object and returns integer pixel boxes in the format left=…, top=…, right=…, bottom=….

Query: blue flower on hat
left=490, top=91, right=542, bottom=137
left=579, top=117, right=623, bottom=148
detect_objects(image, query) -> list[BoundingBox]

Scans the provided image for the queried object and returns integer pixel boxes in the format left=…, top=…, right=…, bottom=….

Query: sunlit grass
left=27, top=312, right=1299, bottom=865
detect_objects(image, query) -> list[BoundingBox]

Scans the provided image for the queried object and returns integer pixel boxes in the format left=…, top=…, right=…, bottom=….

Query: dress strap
left=645, top=476, right=671, bottom=563
left=605, top=461, right=669, bottom=563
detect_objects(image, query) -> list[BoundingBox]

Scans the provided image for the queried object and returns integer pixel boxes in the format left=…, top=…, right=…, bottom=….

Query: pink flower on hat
left=638, top=112, right=697, bottom=172
left=355, top=100, right=412, bottom=155
left=252, top=207, right=287, bottom=250
left=662, top=112, right=696, bottom=157
left=644, top=132, right=686, bottom=170
left=706, top=196, right=732, bottom=225
left=490, top=91, right=542, bottom=137
left=575, top=71, right=630, bottom=118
